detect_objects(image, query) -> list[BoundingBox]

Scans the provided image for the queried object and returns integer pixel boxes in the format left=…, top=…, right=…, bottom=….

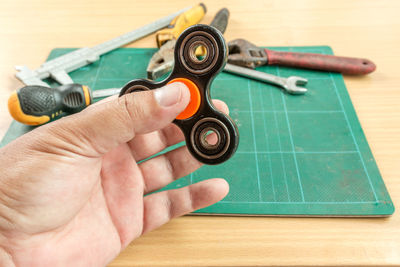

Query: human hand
left=0, top=83, right=229, bottom=266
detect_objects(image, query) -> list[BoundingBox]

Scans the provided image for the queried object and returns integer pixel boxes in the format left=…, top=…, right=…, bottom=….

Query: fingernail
left=154, top=83, right=187, bottom=107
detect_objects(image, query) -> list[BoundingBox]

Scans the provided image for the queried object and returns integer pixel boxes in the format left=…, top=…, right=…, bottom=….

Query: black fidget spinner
left=119, top=24, right=239, bottom=165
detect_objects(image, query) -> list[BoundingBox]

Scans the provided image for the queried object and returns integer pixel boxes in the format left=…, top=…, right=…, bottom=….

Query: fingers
left=138, top=100, right=228, bottom=194
left=139, top=146, right=202, bottom=194
left=142, top=179, right=229, bottom=234
left=100, top=144, right=145, bottom=248
left=212, top=99, right=229, bottom=116
left=129, top=99, right=230, bottom=161
left=42, top=82, right=190, bottom=156
left=128, top=123, right=183, bottom=161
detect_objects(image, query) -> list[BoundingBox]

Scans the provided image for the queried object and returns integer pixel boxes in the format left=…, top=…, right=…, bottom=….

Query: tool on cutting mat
left=15, top=7, right=190, bottom=87
left=147, top=3, right=207, bottom=80
left=224, top=63, right=307, bottom=94
left=155, top=3, right=206, bottom=48
left=8, top=84, right=120, bottom=125
left=120, top=25, right=239, bottom=165
left=147, top=7, right=230, bottom=80
left=228, top=39, right=376, bottom=75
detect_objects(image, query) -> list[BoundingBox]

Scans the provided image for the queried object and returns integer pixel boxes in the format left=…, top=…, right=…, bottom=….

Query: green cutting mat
left=1, top=47, right=394, bottom=216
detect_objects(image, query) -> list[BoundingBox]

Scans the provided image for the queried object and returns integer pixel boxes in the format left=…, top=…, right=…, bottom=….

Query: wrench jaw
left=284, top=76, right=308, bottom=95
left=147, top=40, right=176, bottom=80
left=227, top=39, right=268, bottom=69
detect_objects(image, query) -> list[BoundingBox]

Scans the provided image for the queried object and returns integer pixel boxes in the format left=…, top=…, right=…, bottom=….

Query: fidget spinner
left=119, top=25, right=239, bottom=164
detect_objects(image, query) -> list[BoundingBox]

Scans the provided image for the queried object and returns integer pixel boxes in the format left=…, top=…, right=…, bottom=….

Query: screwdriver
left=155, top=3, right=206, bottom=48
left=8, top=84, right=120, bottom=126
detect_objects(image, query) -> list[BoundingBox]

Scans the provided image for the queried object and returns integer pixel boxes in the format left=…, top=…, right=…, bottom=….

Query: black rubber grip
left=17, top=84, right=90, bottom=118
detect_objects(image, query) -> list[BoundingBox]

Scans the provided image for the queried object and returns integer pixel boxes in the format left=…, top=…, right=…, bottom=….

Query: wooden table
left=1, top=0, right=399, bottom=266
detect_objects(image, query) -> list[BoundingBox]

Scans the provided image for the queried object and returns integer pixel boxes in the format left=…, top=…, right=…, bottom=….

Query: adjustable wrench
left=228, top=39, right=376, bottom=75
left=224, top=63, right=307, bottom=95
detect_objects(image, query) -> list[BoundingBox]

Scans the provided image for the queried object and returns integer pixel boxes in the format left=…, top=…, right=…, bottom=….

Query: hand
left=0, top=83, right=229, bottom=266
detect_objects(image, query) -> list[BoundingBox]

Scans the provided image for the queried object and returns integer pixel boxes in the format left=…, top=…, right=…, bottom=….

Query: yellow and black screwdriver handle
left=156, top=3, right=206, bottom=47
left=8, top=84, right=92, bottom=125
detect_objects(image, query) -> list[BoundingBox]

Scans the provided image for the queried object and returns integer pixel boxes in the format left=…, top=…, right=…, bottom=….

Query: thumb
left=47, top=82, right=190, bottom=155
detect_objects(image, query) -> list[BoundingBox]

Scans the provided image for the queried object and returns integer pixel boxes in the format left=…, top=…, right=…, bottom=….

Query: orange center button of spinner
left=168, top=78, right=201, bottom=120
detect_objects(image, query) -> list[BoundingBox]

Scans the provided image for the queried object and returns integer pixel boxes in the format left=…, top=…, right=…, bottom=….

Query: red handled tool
left=228, top=39, right=376, bottom=75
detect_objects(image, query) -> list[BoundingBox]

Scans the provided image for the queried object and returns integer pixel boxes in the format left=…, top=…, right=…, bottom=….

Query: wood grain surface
left=1, top=0, right=399, bottom=266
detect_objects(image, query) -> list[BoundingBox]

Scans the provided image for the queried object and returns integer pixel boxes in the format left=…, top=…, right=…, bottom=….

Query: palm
left=33, top=142, right=146, bottom=265
left=57, top=142, right=145, bottom=265
left=21, top=128, right=191, bottom=265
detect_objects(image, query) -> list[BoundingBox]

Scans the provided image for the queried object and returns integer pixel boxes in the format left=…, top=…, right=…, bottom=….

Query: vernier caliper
left=15, top=7, right=189, bottom=87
